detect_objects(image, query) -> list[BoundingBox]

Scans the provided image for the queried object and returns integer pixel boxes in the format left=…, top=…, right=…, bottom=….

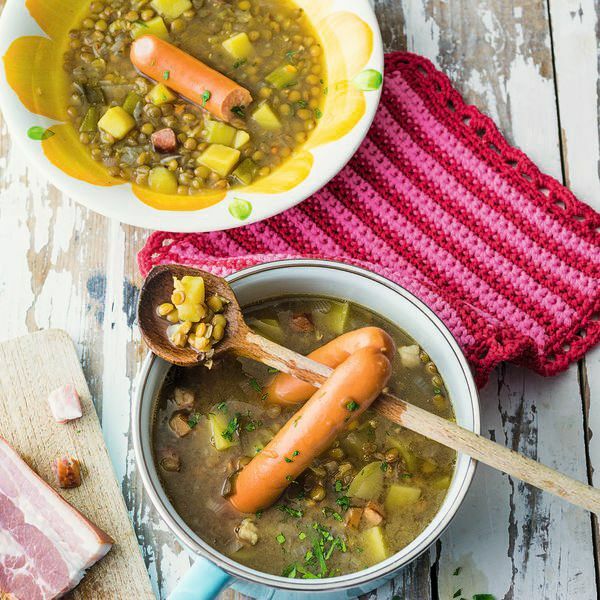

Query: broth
left=152, top=296, right=456, bottom=578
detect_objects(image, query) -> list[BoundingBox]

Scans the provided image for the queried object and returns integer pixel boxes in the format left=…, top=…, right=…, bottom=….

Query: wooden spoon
left=138, top=264, right=600, bottom=514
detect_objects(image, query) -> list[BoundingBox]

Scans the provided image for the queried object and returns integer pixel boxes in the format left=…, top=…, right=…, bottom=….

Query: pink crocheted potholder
left=138, top=52, right=600, bottom=388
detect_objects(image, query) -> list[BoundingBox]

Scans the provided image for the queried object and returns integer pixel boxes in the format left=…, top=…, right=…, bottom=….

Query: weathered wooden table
left=1, top=1, right=599, bottom=598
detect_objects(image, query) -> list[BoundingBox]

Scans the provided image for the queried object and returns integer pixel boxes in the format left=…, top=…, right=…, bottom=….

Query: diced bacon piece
left=52, top=456, right=82, bottom=489
left=362, top=500, right=385, bottom=527
left=158, top=447, right=180, bottom=472
left=0, top=438, right=112, bottom=599
left=151, top=128, right=177, bottom=153
left=290, top=313, right=314, bottom=333
left=47, top=384, right=82, bottom=423
left=174, top=387, right=195, bottom=410
left=344, top=506, right=363, bottom=529
left=169, top=412, right=192, bottom=437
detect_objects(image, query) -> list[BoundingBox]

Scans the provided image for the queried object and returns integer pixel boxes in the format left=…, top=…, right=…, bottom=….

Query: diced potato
left=252, top=103, right=281, bottom=130
left=432, top=475, right=451, bottom=490
left=233, top=130, right=250, bottom=149
left=222, top=32, right=254, bottom=60
left=148, top=83, right=177, bottom=106
left=208, top=412, right=238, bottom=450
left=148, top=166, right=178, bottom=194
left=198, top=144, right=241, bottom=177
left=265, top=64, right=298, bottom=89
left=420, top=458, right=438, bottom=474
left=360, top=526, right=388, bottom=565
left=232, top=158, right=257, bottom=186
left=340, top=429, right=371, bottom=461
left=384, top=484, right=422, bottom=513
left=97, top=106, right=136, bottom=140
left=399, top=345, right=421, bottom=369
left=131, top=15, right=169, bottom=40
left=205, top=121, right=237, bottom=146
left=313, top=301, right=350, bottom=335
left=151, top=0, right=192, bottom=19
left=348, top=461, right=384, bottom=501
left=177, top=276, right=206, bottom=322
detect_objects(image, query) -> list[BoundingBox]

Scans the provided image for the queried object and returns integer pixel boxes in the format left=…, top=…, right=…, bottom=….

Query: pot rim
left=132, top=258, right=480, bottom=592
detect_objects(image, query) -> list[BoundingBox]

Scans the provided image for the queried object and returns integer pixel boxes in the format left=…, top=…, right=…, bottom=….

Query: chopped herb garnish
left=314, top=108, right=323, bottom=119
left=279, top=505, right=303, bottom=518
left=298, top=532, right=306, bottom=540
left=255, top=509, right=263, bottom=518
left=187, top=412, right=202, bottom=428
left=284, top=457, right=293, bottom=463
left=163, top=70, right=170, bottom=80
left=335, top=495, right=350, bottom=511
left=381, top=461, right=389, bottom=472
left=283, top=564, right=297, bottom=578
left=295, top=100, right=308, bottom=109
left=292, top=450, right=300, bottom=457
left=285, top=475, right=293, bottom=482
left=346, top=400, right=360, bottom=412
left=233, top=58, right=247, bottom=68
left=433, top=387, right=442, bottom=394
left=334, top=480, right=343, bottom=492
left=249, top=378, right=262, bottom=392
left=304, top=549, right=314, bottom=562
left=201, top=90, right=211, bottom=107
left=133, top=19, right=148, bottom=28
left=401, top=473, right=413, bottom=478
left=27, top=126, right=55, bottom=141
left=245, top=421, right=257, bottom=431
left=276, top=533, right=286, bottom=544
left=473, top=596, right=495, bottom=600
left=217, top=402, right=227, bottom=412
left=323, top=86, right=329, bottom=96
left=260, top=392, right=268, bottom=402
left=453, top=591, right=462, bottom=599
left=332, top=512, right=342, bottom=521
left=293, top=416, right=301, bottom=427
left=267, top=367, right=280, bottom=374
left=231, top=105, right=246, bottom=118
left=285, top=50, right=300, bottom=62
left=453, top=567, right=461, bottom=576
left=221, top=414, right=240, bottom=441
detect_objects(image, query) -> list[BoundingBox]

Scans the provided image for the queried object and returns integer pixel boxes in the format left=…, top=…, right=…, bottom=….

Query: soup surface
left=152, top=297, right=456, bottom=578
left=63, top=0, right=326, bottom=195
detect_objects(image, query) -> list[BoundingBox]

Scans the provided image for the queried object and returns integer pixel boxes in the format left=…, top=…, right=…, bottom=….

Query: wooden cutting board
left=0, top=329, right=155, bottom=599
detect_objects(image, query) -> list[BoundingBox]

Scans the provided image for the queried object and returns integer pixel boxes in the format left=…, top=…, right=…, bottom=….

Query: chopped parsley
left=334, top=480, right=344, bottom=493
left=314, top=108, right=323, bottom=119
left=276, top=533, right=286, bottom=544
left=163, top=70, right=170, bottom=80
left=187, top=412, right=201, bottom=428
left=381, top=461, right=389, bottom=472
left=249, top=378, right=262, bottom=393
left=346, top=400, right=360, bottom=412
left=133, top=19, right=148, bottom=28
left=255, top=510, right=263, bottom=518
left=473, top=596, right=495, bottom=600
left=298, top=532, right=306, bottom=540
left=284, top=457, right=293, bottom=463
left=453, top=567, right=461, bottom=576
left=292, top=450, right=300, bottom=457
left=221, top=414, right=240, bottom=441
left=285, top=49, right=300, bottom=62
left=231, top=105, right=246, bottom=118
left=216, top=402, right=227, bottom=412
left=233, top=58, right=247, bottom=68
left=293, top=416, right=302, bottom=427
left=453, top=591, right=462, bottom=599
left=323, top=86, right=329, bottom=96
left=279, top=505, right=303, bottom=518
left=201, top=90, right=211, bottom=107
left=335, top=495, right=350, bottom=511
left=295, top=100, right=308, bottom=109
left=267, top=367, right=280, bottom=374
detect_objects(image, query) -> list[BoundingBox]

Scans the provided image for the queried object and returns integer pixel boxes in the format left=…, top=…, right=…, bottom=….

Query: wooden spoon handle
left=242, top=331, right=600, bottom=514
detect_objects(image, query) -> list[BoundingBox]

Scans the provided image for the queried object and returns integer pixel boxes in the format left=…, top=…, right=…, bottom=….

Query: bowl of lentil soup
left=133, top=260, right=480, bottom=599
left=0, top=0, right=383, bottom=231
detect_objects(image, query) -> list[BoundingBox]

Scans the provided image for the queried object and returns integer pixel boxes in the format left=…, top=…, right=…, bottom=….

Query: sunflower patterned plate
left=0, top=0, right=383, bottom=232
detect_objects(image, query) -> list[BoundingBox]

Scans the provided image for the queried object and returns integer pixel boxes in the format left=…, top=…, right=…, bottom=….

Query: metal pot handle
left=168, top=556, right=232, bottom=600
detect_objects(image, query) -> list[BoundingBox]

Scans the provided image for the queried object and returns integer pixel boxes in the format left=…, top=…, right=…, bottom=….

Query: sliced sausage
left=130, top=35, right=252, bottom=123
left=228, top=347, right=392, bottom=513
left=266, top=327, right=396, bottom=406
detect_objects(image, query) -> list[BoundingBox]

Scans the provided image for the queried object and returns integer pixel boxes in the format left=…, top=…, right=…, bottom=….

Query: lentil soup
left=152, top=296, right=456, bottom=578
left=63, top=0, right=327, bottom=196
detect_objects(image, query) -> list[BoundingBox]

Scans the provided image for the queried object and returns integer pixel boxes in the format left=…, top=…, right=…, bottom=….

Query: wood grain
left=0, top=329, right=154, bottom=599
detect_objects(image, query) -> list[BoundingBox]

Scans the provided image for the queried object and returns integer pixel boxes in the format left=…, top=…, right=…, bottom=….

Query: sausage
left=130, top=35, right=253, bottom=123
left=266, top=327, right=396, bottom=406
left=228, top=346, right=392, bottom=513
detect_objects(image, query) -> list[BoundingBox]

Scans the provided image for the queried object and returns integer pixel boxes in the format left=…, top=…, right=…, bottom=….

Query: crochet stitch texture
left=138, top=52, right=600, bottom=388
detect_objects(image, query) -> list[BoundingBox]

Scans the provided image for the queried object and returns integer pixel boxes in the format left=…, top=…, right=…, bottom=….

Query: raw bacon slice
left=47, top=384, right=82, bottom=423
left=0, top=438, right=113, bottom=599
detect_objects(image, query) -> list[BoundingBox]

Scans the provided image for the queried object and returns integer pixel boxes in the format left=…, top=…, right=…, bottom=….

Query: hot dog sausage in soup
left=130, top=35, right=253, bottom=123
left=228, top=346, right=392, bottom=513
left=266, top=327, right=396, bottom=406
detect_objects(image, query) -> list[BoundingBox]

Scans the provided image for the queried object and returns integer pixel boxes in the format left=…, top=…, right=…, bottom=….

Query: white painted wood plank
left=549, top=0, right=600, bottom=572
left=393, top=2, right=597, bottom=599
